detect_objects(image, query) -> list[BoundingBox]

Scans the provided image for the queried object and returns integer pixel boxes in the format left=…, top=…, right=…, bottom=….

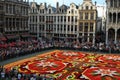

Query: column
left=88, top=23, right=90, bottom=42
left=8, top=18, right=9, bottom=31
left=93, top=34, right=95, bottom=46
left=116, top=12, right=118, bottom=24
left=37, top=15, right=39, bottom=39
left=106, top=30, right=108, bottom=45
left=115, top=29, right=117, bottom=44
left=19, top=18, right=21, bottom=32
left=113, top=0, right=115, bottom=8
left=87, top=34, right=89, bottom=42
left=117, top=0, right=119, bottom=7
left=119, top=0, right=120, bottom=7
left=11, top=18, right=13, bottom=30
left=65, top=24, right=68, bottom=37
left=82, top=22, right=84, bottom=44
left=107, top=13, right=109, bottom=24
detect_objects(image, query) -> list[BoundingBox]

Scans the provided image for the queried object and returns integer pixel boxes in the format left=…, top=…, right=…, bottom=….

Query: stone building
left=29, top=0, right=97, bottom=44
left=78, top=0, right=97, bottom=44
left=106, top=0, right=120, bottom=44
left=0, top=0, right=4, bottom=33
left=1, top=0, right=29, bottom=39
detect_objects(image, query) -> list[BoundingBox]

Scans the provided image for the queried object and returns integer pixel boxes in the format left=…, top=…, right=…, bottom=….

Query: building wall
left=78, top=0, right=97, bottom=44
left=2, top=0, right=29, bottom=35
left=106, top=0, right=120, bottom=44
left=29, top=0, right=97, bottom=44
left=0, top=1, right=4, bottom=33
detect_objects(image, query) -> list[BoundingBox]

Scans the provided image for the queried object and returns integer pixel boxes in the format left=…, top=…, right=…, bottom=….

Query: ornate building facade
left=78, top=0, right=97, bottom=44
left=29, top=0, right=97, bottom=44
left=0, top=0, right=4, bottom=33
left=106, top=0, right=120, bottom=44
left=1, top=0, right=29, bottom=39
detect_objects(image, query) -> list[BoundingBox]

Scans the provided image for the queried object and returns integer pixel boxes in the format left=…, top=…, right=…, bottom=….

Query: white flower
left=63, top=52, right=78, bottom=56
left=37, top=61, right=56, bottom=67
left=94, top=69, right=118, bottom=77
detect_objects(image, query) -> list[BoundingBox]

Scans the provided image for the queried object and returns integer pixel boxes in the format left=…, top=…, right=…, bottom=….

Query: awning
left=17, top=41, right=25, bottom=46
left=0, top=37, right=7, bottom=41
left=0, top=44, right=8, bottom=48
left=21, top=34, right=30, bottom=37
left=9, top=42, right=16, bottom=47
left=6, top=35, right=19, bottom=39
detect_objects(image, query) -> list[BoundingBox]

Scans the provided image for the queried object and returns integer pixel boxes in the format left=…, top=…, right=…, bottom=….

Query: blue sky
left=30, top=0, right=105, bottom=6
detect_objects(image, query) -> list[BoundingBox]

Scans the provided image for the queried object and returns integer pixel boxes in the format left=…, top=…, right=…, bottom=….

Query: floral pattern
left=4, top=50, right=120, bottom=80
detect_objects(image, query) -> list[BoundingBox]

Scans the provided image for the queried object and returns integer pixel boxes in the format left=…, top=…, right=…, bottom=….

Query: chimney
left=44, top=3, right=47, bottom=9
left=95, top=1, right=97, bottom=6
left=56, top=2, right=59, bottom=13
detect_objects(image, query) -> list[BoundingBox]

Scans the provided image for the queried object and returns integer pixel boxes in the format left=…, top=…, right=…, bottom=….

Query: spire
left=33, top=0, right=35, bottom=2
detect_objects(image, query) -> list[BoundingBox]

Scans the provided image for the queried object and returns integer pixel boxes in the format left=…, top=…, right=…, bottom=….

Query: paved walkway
left=0, top=49, right=115, bottom=66
left=0, top=49, right=55, bottom=66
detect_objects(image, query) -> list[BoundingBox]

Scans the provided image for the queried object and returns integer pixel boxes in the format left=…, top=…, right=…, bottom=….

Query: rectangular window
left=57, top=25, right=59, bottom=31
left=71, top=16, right=74, bottom=22
left=39, top=16, right=41, bottom=22
left=64, top=25, right=66, bottom=31
left=86, top=6, right=89, bottom=10
left=90, top=12, right=94, bottom=20
left=80, top=12, right=83, bottom=19
left=68, top=16, right=70, bottom=22
left=61, top=16, right=63, bottom=22
left=84, top=23, right=88, bottom=32
left=64, top=16, right=66, bottom=22
left=75, top=25, right=77, bottom=31
left=75, top=16, right=77, bottom=22
left=43, top=16, right=44, bottom=22
left=54, top=16, right=56, bottom=22
left=39, top=25, right=41, bottom=31
left=54, top=24, right=56, bottom=31
left=79, top=23, right=83, bottom=31
left=36, top=16, right=37, bottom=22
left=68, top=25, right=70, bottom=31
left=90, top=23, right=94, bottom=32
left=58, top=16, right=59, bottom=22
left=71, top=25, right=73, bottom=31
left=90, top=33, right=93, bottom=42
left=61, top=25, right=62, bottom=31
left=71, top=9, right=74, bottom=14
left=33, top=16, right=34, bottom=22
left=85, top=13, right=89, bottom=20
left=46, top=16, right=48, bottom=21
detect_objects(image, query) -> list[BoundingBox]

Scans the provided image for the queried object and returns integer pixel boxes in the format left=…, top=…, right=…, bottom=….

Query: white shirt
left=1, top=72, right=5, bottom=78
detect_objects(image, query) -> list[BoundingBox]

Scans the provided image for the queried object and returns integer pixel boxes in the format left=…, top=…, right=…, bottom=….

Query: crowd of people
left=0, top=38, right=120, bottom=61
left=0, top=38, right=120, bottom=79
left=0, top=65, right=54, bottom=80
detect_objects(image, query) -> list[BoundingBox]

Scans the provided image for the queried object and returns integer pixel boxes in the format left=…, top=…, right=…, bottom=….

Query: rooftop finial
left=95, top=1, right=97, bottom=5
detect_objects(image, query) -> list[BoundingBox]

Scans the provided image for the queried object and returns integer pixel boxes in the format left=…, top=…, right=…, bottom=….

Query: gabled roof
left=30, top=2, right=39, bottom=9
left=52, top=7, right=56, bottom=12
left=59, top=4, right=68, bottom=10
left=70, top=3, right=79, bottom=9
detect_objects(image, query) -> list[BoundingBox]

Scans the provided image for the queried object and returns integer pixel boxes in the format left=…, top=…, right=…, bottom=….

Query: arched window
left=110, top=0, right=113, bottom=7
left=71, top=9, right=74, bottom=14
left=49, top=9, right=51, bottom=14
left=86, top=6, right=89, bottom=10
left=91, top=6, right=93, bottom=10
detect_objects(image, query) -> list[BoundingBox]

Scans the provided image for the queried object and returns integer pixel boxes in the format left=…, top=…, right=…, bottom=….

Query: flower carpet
left=4, top=50, right=120, bottom=80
